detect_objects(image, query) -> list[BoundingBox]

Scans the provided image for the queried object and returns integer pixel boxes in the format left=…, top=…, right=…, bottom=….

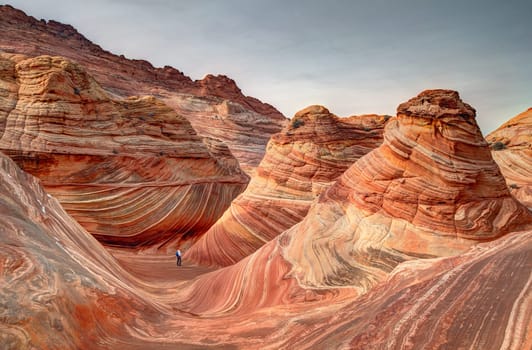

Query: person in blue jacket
left=176, top=249, right=182, bottom=266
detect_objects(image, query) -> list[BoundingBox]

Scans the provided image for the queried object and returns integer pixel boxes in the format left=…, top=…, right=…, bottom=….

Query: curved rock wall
left=487, top=108, right=532, bottom=208
left=176, top=90, right=532, bottom=316
left=186, top=105, right=389, bottom=266
left=0, top=54, right=248, bottom=249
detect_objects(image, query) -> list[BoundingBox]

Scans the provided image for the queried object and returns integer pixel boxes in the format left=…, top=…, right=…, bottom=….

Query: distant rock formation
left=0, top=4, right=288, bottom=173
left=487, top=108, right=532, bottom=208
left=175, top=90, right=532, bottom=315
left=186, top=105, right=390, bottom=266
left=0, top=53, right=248, bottom=248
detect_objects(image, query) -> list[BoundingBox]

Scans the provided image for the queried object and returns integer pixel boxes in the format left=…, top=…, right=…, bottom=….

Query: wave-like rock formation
left=270, top=229, right=532, bottom=350
left=487, top=108, right=532, bottom=208
left=284, top=89, right=532, bottom=291
left=175, top=90, right=532, bottom=316
left=0, top=152, right=167, bottom=349
left=186, top=105, right=389, bottom=266
left=0, top=5, right=287, bottom=173
left=0, top=53, right=248, bottom=248
left=2, top=90, right=531, bottom=349
left=3, top=146, right=530, bottom=349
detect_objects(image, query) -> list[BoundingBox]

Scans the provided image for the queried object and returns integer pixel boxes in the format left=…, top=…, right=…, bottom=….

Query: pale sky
left=4, top=0, right=532, bottom=134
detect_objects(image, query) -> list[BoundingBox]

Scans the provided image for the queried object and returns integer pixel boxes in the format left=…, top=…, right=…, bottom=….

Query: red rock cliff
left=0, top=4, right=288, bottom=173
left=0, top=53, right=248, bottom=249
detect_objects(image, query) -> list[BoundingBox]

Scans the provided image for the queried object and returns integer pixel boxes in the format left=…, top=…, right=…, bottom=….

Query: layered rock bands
left=487, top=108, right=532, bottom=208
left=186, top=105, right=390, bottom=266
left=174, top=90, right=532, bottom=317
left=0, top=5, right=288, bottom=173
left=1, top=89, right=531, bottom=350
left=0, top=53, right=248, bottom=249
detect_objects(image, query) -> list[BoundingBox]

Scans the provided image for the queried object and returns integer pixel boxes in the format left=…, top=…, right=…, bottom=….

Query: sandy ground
left=104, top=246, right=215, bottom=285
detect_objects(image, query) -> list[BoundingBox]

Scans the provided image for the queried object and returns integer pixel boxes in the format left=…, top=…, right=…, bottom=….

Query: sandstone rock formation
left=186, top=105, right=390, bottom=267
left=284, top=89, right=532, bottom=292
left=0, top=53, right=248, bottom=248
left=175, top=90, right=532, bottom=316
left=268, top=229, right=532, bottom=350
left=2, top=147, right=530, bottom=349
left=0, top=152, right=163, bottom=349
left=2, top=77, right=531, bottom=348
left=0, top=4, right=288, bottom=173
left=487, top=108, right=532, bottom=208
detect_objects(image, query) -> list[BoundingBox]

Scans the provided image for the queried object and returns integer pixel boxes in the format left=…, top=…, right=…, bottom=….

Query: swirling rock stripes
left=487, top=108, right=532, bottom=208
left=271, top=230, right=532, bottom=350
left=176, top=90, right=532, bottom=318
left=0, top=152, right=169, bottom=349
left=0, top=54, right=248, bottom=248
left=1, top=86, right=531, bottom=348
left=284, top=90, right=532, bottom=293
left=186, top=105, right=389, bottom=266
left=177, top=91, right=532, bottom=320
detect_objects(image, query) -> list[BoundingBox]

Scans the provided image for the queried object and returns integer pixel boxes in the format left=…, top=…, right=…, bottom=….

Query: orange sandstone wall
left=186, top=105, right=389, bottom=266
left=487, top=108, right=532, bottom=208
left=0, top=54, right=248, bottom=249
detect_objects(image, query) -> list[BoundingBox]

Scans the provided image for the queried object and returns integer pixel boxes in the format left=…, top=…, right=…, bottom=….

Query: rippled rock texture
left=283, top=89, right=532, bottom=292
left=2, top=148, right=530, bottom=349
left=0, top=5, right=287, bottom=173
left=271, top=229, right=532, bottom=350
left=0, top=152, right=165, bottom=349
left=175, top=90, right=532, bottom=316
left=1, top=85, right=531, bottom=348
left=186, top=105, right=389, bottom=266
left=487, top=108, right=532, bottom=208
left=0, top=54, right=248, bottom=248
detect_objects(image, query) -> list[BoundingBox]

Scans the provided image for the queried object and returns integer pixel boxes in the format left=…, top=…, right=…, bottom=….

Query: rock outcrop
left=487, top=108, right=532, bottom=208
left=0, top=53, right=248, bottom=248
left=186, top=105, right=390, bottom=266
left=2, top=147, right=530, bottom=349
left=284, top=89, right=532, bottom=292
left=175, top=90, right=532, bottom=316
left=269, top=229, right=532, bottom=350
left=163, top=95, right=285, bottom=174
left=0, top=152, right=165, bottom=349
left=0, top=4, right=288, bottom=173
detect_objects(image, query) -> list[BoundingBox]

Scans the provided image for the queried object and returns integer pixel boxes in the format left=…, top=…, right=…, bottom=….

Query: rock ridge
left=185, top=105, right=389, bottom=266
left=0, top=4, right=288, bottom=173
left=0, top=53, right=248, bottom=248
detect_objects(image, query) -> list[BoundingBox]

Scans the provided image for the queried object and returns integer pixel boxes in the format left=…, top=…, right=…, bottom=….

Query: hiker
left=176, top=249, right=182, bottom=266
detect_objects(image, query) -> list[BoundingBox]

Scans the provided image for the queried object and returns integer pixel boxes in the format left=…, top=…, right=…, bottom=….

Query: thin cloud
left=4, top=0, right=531, bottom=134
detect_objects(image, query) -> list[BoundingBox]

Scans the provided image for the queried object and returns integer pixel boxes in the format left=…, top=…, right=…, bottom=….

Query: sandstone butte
left=487, top=108, right=532, bottom=209
left=0, top=4, right=288, bottom=174
left=1, top=90, right=532, bottom=349
left=0, top=53, right=248, bottom=249
left=185, top=105, right=390, bottom=267
left=173, top=90, right=532, bottom=317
